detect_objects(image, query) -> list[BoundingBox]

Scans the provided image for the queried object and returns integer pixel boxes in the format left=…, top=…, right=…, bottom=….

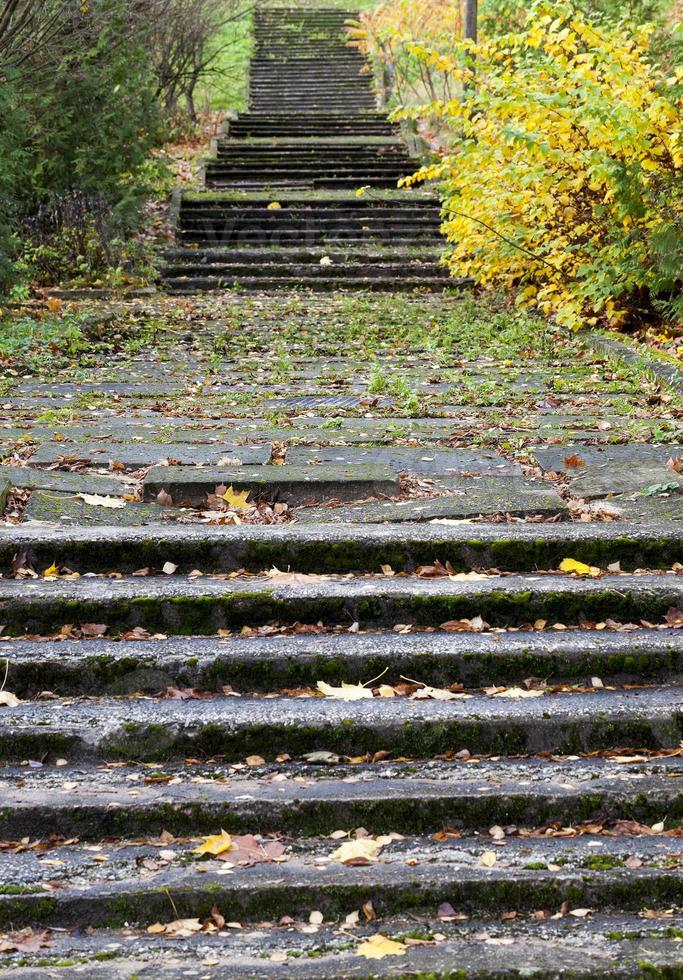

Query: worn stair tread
left=1, top=756, right=680, bottom=840
left=0, top=687, right=680, bottom=762
left=3, top=573, right=683, bottom=637
left=142, top=462, right=400, bottom=505
left=0, top=833, right=681, bottom=930
left=3, top=521, right=683, bottom=575
left=2, top=916, right=682, bottom=979
left=4, top=629, right=683, bottom=697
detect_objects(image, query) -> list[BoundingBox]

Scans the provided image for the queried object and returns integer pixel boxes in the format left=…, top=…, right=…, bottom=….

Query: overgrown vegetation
left=353, top=0, right=683, bottom=331
left=0, top=0, right=254, bottom=297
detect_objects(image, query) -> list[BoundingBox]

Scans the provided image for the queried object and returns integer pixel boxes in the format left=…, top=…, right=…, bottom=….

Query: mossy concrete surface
left=1, top=573, right=683, bottom=636
left=0, top=687, right=680, bottom=762
left=2, top=7, right=683, bottom=970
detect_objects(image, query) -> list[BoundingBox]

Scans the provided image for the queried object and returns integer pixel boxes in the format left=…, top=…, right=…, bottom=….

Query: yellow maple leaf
left=43, top=562, right=60, bottom=578
left=267, top=201, right=282, bottom=210
left=317, top=681, right=373, bottom=701
left=559, top=558, right=601, bottom=577
left=193, top=829, right=233, bottom=856
left=356, top=934, right=407, bottom=959
left=220, top=486, right=252, bottom=512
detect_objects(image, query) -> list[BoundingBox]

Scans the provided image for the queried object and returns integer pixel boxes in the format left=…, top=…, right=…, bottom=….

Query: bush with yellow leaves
left=347, top=0, right=463, bottom=106
left=395, top=0, right=683, bottom=329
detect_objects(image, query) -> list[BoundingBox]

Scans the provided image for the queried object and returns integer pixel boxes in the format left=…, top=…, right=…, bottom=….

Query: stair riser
left=165, top=277, right=448, bottom=292
left=0, top=867, right=680, bottom=932
left=5, top=640, right=682, bottom=699
left=0, top=711, right=679, bottom=764
left=2, top=588, right=682, bottom=637
left=1, top=786, right=679, bottom=843
left=163, top=265, right=444, bottom=280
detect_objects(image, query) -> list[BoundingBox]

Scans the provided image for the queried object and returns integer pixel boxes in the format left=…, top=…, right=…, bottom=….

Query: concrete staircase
left=161, top=7, right=449, bottom=293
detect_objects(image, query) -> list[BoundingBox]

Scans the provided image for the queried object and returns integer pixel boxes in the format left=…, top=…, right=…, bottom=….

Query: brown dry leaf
left=408, top=678, right=473, bottom=702
left=218, top=834, right=286, bottom=867
left=488, top=686, right=544, bottom=700
left=147, top=918, right=204, bottom=939
left=362, top=899, right=376, bottom=921
left=356, top=934, right=407, bottom=960
left=0, top=928, right=53, bottom=953
left=441, top=616, right=488, bottom=633
left=437, top=901, right=466, bottom=922
left=668, top=457, right=682, bottom=473
left=564, top=453, right=586, bottom=469
left=265, top=567, right=327, bottom=585
left=80, top=623, right=108, bottom=638
left=665, top=607, right=683, bottom=627
left=157, top=489, right=173, bottom=506
left=245, top=755, right=265, bottom=766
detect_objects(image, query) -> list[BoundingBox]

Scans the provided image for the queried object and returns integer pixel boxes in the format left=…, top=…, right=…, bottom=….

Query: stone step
left=206, top=162, right=411, bottom=172
left=0, top=755, right=680, bottom=841
left=163, top=275, right=450, bottom=292
left=141, top=462, right=399, bottom=506
left=228, top=123, right=394, bottom=133
left=0, top=687, right=681, bottom=762
left=3, top=916, right=682, bottom=978
left=179, top=204, right=441, bottom=216
left=4, top=522, right=678, bottom=576
left=26, top=442, right=272, bottom=469
left=162, top=263, right=446, bottom=282
left=214, top=151, right=411, bottom=161
left=2, top=573, right=683, bottom=637
left=162, top=247, right=444, bottom=264
left=3, top=629, right=682, bottom=699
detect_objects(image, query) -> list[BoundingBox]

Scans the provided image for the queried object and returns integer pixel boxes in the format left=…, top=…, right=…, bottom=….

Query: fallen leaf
left=162, top=562, right=178, bottom=575
left=76, top=493, right=126, bottom=509
left=317, top=680, right=373, bottom=701
left=157, top=489, right=173, bottom=506
left=267, top=201, right=282, bottom=210
left=80, top=623, right=108, bottom=638
left=219, top=485, right=252, bottom=512
left=0, top=691, right=20, bottom=707
left=479, top=851, right=497, bottom=868
left=147, top=918, right=203, bottom=938
left=489, top=687, right=544, bottom=700
left=194, top=830, right=233, bottom=857
left=331, top=837, right=387, bottom=866
left=665, top=607, right=683, bottom=627
left=564, top=453, right=586, bottom=469
left=0, top=928, right=53, bottom=953
left=219, top=834, right=286, bottom=867
left=356, top=934, right=407, bottom=960
left=559, top=558, right=601, bottom=577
